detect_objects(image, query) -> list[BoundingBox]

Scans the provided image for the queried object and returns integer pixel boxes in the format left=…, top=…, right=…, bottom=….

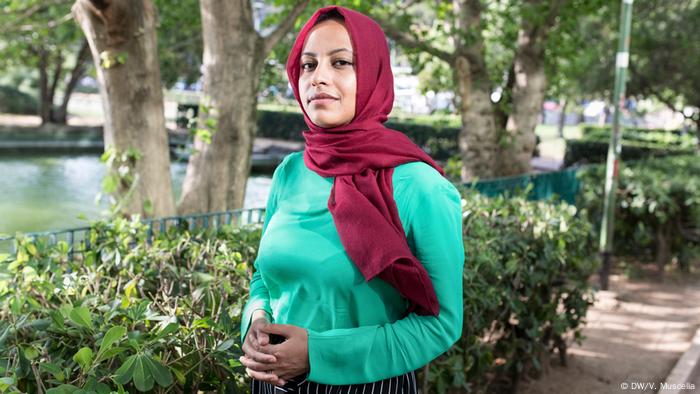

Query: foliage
left=421, top=191, right=597, bottom=393
left=254, top=109, right=461, bottom=160
left=578, top=154, right=700, bottom=269
left=0, top=0, right=87, bottom=120
left=0, top=85, right=37, bottom=115
left=581, top=125, right=696, bottom=147
left=563, top=134, right=695, bottom=167
left=0, top=217, right=262, bottom=393
left=154, top=0, right=203, bottom=88
left=0, top=187, right=598, bottom=393
left=628, top=0, right=700, bottom=130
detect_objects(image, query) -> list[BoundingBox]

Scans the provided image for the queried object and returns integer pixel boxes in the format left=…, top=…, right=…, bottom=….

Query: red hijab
left=286, top=6, right=443, bottom=316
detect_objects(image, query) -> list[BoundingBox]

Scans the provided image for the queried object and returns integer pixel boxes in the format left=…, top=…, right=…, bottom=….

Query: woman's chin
left=310, top=116, right=344, bottom=129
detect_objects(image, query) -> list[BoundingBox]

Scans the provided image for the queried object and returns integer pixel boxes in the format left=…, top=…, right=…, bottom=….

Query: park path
left=520, top=270, right=700, bottom=394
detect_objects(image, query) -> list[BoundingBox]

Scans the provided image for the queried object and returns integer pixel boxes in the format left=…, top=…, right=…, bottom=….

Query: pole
left=599, top=0, right=634, bottom=290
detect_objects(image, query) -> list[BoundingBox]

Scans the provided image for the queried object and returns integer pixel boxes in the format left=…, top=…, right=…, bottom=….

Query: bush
left=0, top=217, right=261, bottom=393
left=578, top=154, right=700, bottom=270
left=581, top=125, right=697, bottom=148
left=255, top=110, right=461, bottom=160
left=422, top=191, right=597, bottom=393
left=1, top=193, right=597, bottom=393
left=563, top=138, right=694, bottom=167
left=0, top=85, right=37, bottom=115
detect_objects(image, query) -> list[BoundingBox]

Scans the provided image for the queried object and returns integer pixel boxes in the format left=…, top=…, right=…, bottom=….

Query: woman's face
left=299, top=19, right=356, bottom=128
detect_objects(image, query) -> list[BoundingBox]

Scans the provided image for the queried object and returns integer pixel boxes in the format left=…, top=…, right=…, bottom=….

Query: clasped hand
left=240, top=314, right=309, bottom=387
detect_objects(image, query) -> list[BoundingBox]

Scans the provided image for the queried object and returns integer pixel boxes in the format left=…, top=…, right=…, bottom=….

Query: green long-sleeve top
left=240, top=151, right=464, bottom=385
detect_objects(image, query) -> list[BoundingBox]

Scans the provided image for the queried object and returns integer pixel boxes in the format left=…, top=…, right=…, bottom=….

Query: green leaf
left=50, top=310, right=65, bottom=329
left=113, top=355, right=137, bottom=385
left=40, top=362, right=64, bottom=380
left=152, top=322, right=180, bottom=341
left=46, top=384, right=80, bottom=394
left=95, top=346, right=127, bottom=363
left=132, top=355, right=155, bottom=392
left=98, top=326, right=126, bottom=355
left=171, top=368, right=186, bottom=385
left=73, top=347, right=93, bottom=372
left=69, top=307, right=94, bottom=330
left=144, top=356, right=173, bottom=387
left=216, top=339, right=234, bottom=352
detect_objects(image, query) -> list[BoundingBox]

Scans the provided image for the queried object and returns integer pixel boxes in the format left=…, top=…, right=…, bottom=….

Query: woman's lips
left=309, top=97, right=338, bottom=106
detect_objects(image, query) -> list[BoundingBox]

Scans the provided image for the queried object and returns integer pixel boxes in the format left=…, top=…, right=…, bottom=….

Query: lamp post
left=599, top=0, right=634, bottom=290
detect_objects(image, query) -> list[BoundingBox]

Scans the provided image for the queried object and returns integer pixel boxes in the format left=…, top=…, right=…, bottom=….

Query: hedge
left=581, top=125, right=697, bottom=148
left=577, top=154, right=700, bottom=271
left=255, top=110, right=461, bottom=160
left=563, top=138, right=695, bottom=167
left=177, top=108, right=461, bottom=161
left=0, top=191, right=596, bottom=393
left=0, top=86, right=37, bottom=115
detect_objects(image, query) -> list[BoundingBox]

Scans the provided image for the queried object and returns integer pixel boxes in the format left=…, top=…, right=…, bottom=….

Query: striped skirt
left=251, top=370, right=418, bottom=394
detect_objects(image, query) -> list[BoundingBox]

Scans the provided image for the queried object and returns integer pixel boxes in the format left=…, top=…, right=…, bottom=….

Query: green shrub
left=581, top=125, right=697, bottom=148
left=578, top=154, right=700, bottom=270
left=0, top=85, right=37, bottom=115
left=255, top=110, right=461, bottom=160
left=1, top=193, right=597, bottom=393
left=563, top=138, right=694, bottom=167
left=422, top=191, right=597, bottom=393
left=0, top=217, right=260, bottom=393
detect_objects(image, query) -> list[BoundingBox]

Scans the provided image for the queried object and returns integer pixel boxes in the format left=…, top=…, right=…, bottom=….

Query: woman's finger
left=257, top=330, right=270, bottom=346
left=245, top=346, right=277, bottom=363
left=239, top=355, right=276, bottom=372
left=259, top=323, right=294, bottom=336
left=246, top=367, right=279, bottom=384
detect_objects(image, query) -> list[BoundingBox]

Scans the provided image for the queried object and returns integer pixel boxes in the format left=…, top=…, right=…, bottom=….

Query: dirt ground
left=520, top=266, right=700, bottom=394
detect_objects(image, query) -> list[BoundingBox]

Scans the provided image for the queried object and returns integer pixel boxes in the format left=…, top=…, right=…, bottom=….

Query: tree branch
left=380, top=19, right=454, bottom=64
left=262, top=0, right=311, bottom=56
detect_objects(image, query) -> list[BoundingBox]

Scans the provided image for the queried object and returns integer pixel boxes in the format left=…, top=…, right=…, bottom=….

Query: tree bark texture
left=38, top=47, right=52, bottom=125
left=56, top=39, right=92, bottom=124
left=500, top=0, right=562, bottom=176
left=72, top=0, right=175, bottom=217
left=454, top=0, right=499, bottom=181
left=178, top=0, right=309, bottom=214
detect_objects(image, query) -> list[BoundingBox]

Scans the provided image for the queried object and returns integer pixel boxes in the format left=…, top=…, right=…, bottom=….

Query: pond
left=0, top=154, right=272, bottom=234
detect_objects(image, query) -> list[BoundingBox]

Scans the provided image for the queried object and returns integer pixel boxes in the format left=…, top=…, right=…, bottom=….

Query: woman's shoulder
left=272, top=151, right=304, bottom=179
left=392, top=161, right=461, bottom=207
left=393, top=161, right=454, bottom=190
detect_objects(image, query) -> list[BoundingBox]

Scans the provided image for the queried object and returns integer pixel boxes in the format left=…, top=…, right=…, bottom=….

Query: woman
left=239, top=6, right=464, bottom=393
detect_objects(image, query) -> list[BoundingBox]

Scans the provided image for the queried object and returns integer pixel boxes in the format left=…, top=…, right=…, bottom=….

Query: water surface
left=0, top=154, right=271, bottom=234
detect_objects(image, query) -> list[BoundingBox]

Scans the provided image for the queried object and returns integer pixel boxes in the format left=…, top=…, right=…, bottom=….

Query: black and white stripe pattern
left=251, top=370, right=418, bottom=394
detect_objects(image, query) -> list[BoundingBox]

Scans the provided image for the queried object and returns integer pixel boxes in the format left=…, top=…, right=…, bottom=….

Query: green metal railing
left=461, top=167, right=581, bottom=205
left=0, top=208, right=265, bottom=257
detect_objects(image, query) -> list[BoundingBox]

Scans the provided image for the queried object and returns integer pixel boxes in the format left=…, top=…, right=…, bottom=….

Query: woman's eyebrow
left=301, top=48, right=353, bottom=57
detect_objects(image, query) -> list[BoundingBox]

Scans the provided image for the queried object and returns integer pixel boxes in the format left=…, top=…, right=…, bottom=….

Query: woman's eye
left=334, top=60, right=353, bottom=67
left=301, top=62, right=316, bottom=71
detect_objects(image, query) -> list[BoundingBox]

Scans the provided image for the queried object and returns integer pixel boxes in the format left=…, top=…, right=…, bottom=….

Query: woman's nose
left=311, top=60, right=331, bottom=86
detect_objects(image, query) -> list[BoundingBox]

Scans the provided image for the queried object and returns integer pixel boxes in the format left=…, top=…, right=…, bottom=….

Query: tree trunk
left=695, top=114, right=700, bottom=151
left=455, top=55, right=499, bottom=181
left=72, top=0, right=175, bottom=218
left=55, top=39, right=91, bottom=124
left=499, top=24, right=547, bottom=176
left=178, top=0, right=309, bottom=214
left=47, top=50, right=63, bottom=123
left=558, top=97, right=567, bottom=138
left=178, top=0, right=263, bottom=214
left=454, top=0, right=499, bottom=181
left=38, top=47, right=52, bottom=125
left=499, top=0, right=563, bottom=176
left=655, top=225, right=671, bottom=279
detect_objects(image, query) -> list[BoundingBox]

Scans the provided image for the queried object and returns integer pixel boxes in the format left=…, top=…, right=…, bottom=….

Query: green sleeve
left=240, top=153, right=291, bottom=342
left=306, top=179, right=465, bottom=385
